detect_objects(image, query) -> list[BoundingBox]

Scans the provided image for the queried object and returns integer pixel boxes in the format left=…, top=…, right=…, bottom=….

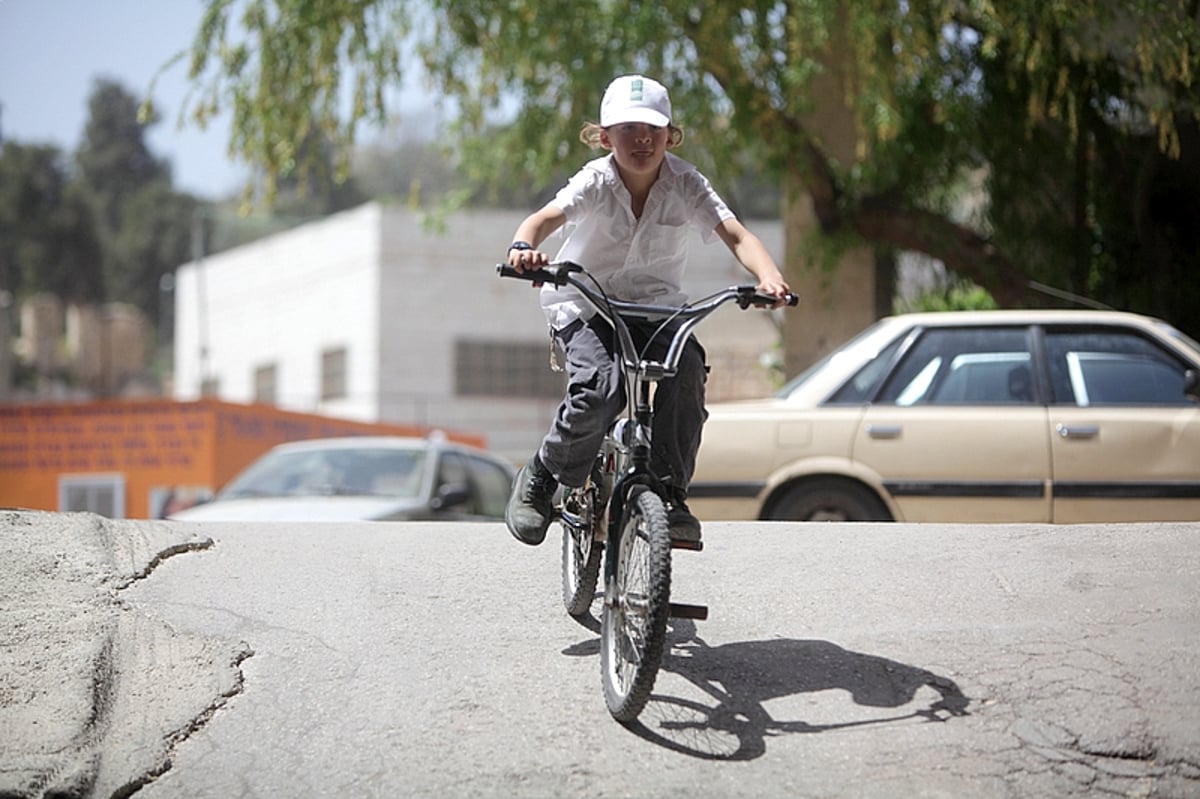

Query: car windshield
left=220, top=447, right=426, bottom=499
left=775, top=320, right=892, bottom=399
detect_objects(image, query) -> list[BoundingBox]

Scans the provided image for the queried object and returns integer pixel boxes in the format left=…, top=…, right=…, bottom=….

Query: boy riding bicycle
left=504, top=74, right=791, bottom=547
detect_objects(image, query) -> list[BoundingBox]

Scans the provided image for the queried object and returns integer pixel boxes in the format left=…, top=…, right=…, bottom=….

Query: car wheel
left=766, top=478, right=892, bottom=522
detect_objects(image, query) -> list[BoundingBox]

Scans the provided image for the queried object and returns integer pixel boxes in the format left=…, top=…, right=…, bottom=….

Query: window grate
left=455, top=339, right=565, bottom=398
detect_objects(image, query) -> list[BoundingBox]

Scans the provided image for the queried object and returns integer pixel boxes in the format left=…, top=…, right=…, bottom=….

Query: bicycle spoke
left=561, top=482, right=603, bottom=617
left=601, top=487, right=672, bottom=721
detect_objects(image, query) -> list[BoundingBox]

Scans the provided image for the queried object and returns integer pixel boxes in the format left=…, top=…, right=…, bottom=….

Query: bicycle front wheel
left=561, top=485, right=603, bottom=616
left=601, top=486, right=672, bottom=722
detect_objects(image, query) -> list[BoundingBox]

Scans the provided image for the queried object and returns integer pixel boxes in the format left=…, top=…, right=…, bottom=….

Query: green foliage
left=0, top=143, right=104, bottom=302
left=970, top=8, right=1200, bottom=329
left=182, top=0, right=1200, bottom=335
left=181, top=0, right=411, bottom=206
left=76, top=80, right=199, bottom=328
left=897, top=280, right=999, bottom=313
left=0, top=79, right=200, bottom=332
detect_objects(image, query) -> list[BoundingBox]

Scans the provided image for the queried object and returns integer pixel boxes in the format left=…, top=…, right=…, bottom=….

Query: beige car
left=691, top=310, right=1200, bottom=523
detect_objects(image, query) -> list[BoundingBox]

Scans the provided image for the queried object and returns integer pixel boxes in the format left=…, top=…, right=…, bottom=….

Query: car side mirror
left=1185, top=369, right=1200, bottom=402
left=431, top=484, right=470, bottom=512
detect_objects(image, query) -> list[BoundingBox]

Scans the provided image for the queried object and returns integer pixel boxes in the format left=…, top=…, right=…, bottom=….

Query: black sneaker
left=667, top=494, right=702, bottom=542
left=505, top=455, right=558, bottom=545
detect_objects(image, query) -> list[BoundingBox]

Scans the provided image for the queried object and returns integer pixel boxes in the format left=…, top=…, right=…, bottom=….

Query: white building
left=173, top=202, right=785, bottom=461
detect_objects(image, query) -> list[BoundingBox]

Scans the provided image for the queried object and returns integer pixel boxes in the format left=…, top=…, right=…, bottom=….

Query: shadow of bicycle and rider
left=563, top=617, right=970, bottom=760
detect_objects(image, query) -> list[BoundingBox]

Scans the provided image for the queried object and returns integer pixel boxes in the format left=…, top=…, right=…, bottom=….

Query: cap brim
left=601, top=107, right=671, bottom=128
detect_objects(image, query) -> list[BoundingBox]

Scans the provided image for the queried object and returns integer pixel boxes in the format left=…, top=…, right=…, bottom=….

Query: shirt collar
left=592, top=152, right=687, bottom=187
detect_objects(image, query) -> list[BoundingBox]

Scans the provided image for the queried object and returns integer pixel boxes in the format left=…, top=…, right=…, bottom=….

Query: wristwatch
left=508, top=241, right=533, bottom=255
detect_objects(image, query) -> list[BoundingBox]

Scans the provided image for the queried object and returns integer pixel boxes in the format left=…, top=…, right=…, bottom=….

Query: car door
left=852, top=325, right=1054, bottom=522
left=1042, top=326, right=1200, bottom=522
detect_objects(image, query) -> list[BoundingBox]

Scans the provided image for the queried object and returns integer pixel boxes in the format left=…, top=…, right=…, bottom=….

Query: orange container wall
left=0, top=399, right=487, bottom=519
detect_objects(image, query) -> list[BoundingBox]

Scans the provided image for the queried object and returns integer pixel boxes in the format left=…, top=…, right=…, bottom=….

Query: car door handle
left=867, top=424, right=903, bottom=440
left=1056, top=423, right=1099, bottom=439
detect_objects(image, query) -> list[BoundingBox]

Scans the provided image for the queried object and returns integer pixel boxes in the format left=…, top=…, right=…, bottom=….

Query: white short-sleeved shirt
left=540, top=152, right=735, bottom=329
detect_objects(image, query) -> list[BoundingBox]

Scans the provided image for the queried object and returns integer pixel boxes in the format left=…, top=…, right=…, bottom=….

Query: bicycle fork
left=602, top=403, right=707, bottom=621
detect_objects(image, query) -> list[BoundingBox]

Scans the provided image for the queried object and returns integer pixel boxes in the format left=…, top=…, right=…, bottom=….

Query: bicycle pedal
left=669, top=602, right=708, bottom=620
left=670, top=538, right=703, bottom=551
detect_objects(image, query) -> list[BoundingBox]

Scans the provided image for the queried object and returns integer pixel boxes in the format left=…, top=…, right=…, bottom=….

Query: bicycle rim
left=561, top=486, right=603, bottom=616
left=601, top=486, right=671, bottom=722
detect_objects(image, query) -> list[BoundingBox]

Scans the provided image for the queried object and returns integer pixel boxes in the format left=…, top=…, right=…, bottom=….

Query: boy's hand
left=508, top=246, right=550, bottom=287
left=508, top=247, right=550, bottom=273
left=757, top=274, right=793, bottom=308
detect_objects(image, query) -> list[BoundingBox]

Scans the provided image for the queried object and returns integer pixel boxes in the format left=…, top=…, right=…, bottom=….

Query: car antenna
left=1027, top=280, right=1114, bottom=310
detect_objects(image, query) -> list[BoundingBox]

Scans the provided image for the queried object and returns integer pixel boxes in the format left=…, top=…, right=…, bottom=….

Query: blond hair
left=579, top=121, right=685, bottom=149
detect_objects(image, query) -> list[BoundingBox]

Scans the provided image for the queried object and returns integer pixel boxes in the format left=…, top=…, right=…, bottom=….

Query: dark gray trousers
left=538, top=315, right=708, bottom=491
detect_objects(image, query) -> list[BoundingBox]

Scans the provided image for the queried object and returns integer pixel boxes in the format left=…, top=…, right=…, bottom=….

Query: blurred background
left=2, top=0, right=1197, bottom=517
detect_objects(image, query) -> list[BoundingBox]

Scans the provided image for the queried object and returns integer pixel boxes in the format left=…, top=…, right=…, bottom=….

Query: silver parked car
left=690, top=309, right=1200, bottom=523
left=170, top=436, right=515, bottom=522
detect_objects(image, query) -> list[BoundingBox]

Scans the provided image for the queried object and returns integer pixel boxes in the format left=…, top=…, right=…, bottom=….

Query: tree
left=0, top=142, right=103, bottom=302
left=76, top=79, right=198, bottom=328
left=270, top=125, right=369, bottom=217
left=181, top=0, right=1200, bottom=353
left=973, top=9, right=1200, bottom=327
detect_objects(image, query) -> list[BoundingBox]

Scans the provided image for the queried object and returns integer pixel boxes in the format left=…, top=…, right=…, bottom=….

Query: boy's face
left=600, top=123, right=671, bottom=177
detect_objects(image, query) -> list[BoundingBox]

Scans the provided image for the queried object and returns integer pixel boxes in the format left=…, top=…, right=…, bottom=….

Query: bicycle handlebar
left=496, top=262, right=799, bottom=311
left=497, top=260, right=798, bottom=377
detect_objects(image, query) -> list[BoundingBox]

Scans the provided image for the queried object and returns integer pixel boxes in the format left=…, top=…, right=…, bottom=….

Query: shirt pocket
left=647, top=219, right=689, bottom=266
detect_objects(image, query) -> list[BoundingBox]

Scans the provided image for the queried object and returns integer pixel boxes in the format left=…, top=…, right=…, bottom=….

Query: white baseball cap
left=600, top=75, right=672, bottom=128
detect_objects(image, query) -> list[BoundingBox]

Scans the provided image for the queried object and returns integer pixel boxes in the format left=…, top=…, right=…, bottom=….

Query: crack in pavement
left=0, top=511, right=251, bottom=799
left=978, top=640, right=1200, bottom=797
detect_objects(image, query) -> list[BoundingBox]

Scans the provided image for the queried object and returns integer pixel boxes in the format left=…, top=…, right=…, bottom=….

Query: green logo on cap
left=630, top=78, right=644, bottom=101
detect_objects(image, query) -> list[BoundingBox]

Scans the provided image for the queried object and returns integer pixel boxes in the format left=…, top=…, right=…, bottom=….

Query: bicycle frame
left=499, top=259, right=788, bottom=528
left=500, top=258, right=794, bottom=517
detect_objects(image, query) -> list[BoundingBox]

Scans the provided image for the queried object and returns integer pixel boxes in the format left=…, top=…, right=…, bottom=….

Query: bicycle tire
left=601, top=486, right=672, bottom=722
left=560, top=484, right=603, bottom=616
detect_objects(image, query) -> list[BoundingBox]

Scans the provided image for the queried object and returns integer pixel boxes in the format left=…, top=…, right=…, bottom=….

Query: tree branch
left=684, top=4, right=1029, bottom=306
left=777, top=116, right=844, bottom=231
left=849, top=197, right=1031, bottom=306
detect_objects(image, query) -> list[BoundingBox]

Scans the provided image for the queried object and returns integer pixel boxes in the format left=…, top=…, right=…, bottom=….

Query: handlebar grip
left=745, top=290, right=800, bottom=308
left=496, top=263, right=555, bottom=284
left=496, top=261, right=583, bottom=286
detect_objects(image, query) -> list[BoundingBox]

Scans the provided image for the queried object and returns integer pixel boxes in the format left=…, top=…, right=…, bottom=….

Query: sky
left=0, top=1, right=250, bottom=199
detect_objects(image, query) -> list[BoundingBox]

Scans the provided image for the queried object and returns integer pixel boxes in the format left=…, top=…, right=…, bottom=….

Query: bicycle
left=498, top=261, right=798, bottom=722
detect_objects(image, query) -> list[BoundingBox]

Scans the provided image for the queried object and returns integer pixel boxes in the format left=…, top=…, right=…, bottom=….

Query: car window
left=355, top=450, right=425, bottom=496
left=466, top=455, right=515, bottom=518
left=221, top=448, right=424, bottom=499
left=1044, top=328, right=1192, bottom=406
left=436, top=452, right=477, bottom=513
left=825, top=335, right=907, bottom=404
left=433, top=451, right=512, bottom=517
left=876, top=327, right=1034, bottom=406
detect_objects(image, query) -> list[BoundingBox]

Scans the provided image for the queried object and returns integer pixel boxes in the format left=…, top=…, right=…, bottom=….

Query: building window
left=254, top=363, right=277, bottom=404
left=59, top=473, right=126, bottom=518
left=455, top=339, right=565, bottom=398
left=321, top=347, right=347, bottom=400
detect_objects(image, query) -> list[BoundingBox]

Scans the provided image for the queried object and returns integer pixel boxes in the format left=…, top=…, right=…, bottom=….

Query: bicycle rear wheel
left=561, top=483, right=603, bottom=616
left=601, top=485, right=672, bottom=722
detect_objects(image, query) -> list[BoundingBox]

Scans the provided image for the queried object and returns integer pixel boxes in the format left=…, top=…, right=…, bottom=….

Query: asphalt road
left=2, top=511, right=1198, bottom=798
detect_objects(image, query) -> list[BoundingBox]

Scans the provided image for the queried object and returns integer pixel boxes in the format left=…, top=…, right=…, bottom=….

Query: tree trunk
left=780, top=8, right=887, bottom=376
